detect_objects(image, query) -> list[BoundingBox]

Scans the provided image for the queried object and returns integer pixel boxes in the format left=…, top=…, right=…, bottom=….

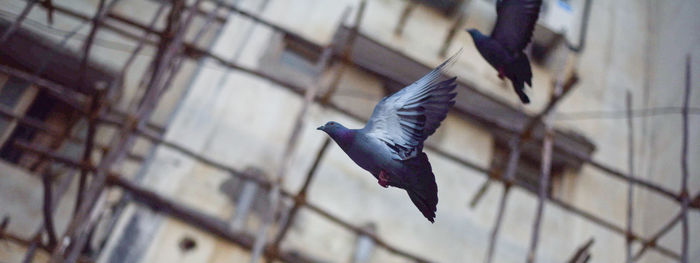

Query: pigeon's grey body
left=318, top=52, right=460, bottom=222
left=467, top=0, right=542, bottom=103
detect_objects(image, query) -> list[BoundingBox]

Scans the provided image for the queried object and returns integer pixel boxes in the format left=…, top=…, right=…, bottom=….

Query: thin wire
left=554, top=107, right=700, bottom=120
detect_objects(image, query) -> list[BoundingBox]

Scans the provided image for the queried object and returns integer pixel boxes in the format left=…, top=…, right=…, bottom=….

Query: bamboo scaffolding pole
left=394, top=1, right=416, bottom=36
left=25, top=170, right=76, bottom=262
left=679, top=55, right=691, bottom=263
left=41, top=0, right=55, bottom=25
left=22, top=236, right=41, bottom=263
left=76, top=0, right=109, bottom=90
left=0, top=65, right=88, bottom=112
left=632, top=210, right=682, bottom=261
left=485, top=67, right=578, bottom=263
left=41, top=171, right=58, bottom=248
left=266, top=138, right=332, bottom=262
left=567, top=238, right=594, bottom=263
left=320, top=0, right=366, bottom=105
left=72, top=0, right=120, bottom=219
left=116, top=3, right=167, bottom=86
left=263, top=5, right=351, bottom=259
left=15, top=140, right=433, bottom=263
left=625, top=91, right=635, bottom=263
left=526, top=119, right=554, bottom=263
left=48, top=1, right=204, bottom=261
left=0, top=233, right=93, bottom=263
left=32, top=2, right=691, bottom=211
left=9, top=37, right=682, bottom=261
left=107, top=173, right=317, bottom=263
left=3, top=3, right=689, bottom=262
left=6, top=35, right=681, bottom=259
left=249, top=38, right=337, bottom=263
left=75, top=86, right=107, bottom=216
left=439, top=13, right=466, bottom=57
left=0, top=0, right=38, bottom=44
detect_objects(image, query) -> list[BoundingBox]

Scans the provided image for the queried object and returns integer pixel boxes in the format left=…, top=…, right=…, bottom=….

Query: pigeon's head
left=316, top=121, right=346, bottom=135
left=466, top=28, right=486, bottom=41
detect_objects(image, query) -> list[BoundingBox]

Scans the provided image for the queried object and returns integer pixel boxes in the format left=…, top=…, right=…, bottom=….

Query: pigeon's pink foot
left=378, top=170, right=389, bottom=188
left=497, top=67, right=505, bottom=80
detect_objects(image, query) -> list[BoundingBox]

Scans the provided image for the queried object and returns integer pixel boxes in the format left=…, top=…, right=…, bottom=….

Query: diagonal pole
left=487, top=55, right=577, bottom=263
left=679, top=54, right=691, bottom=263
left=525, top=53, right=571, bottom=263
left=248, top=34, right=337, bottom=263
left=48, top=1, right=204, bottom=261
left=0, top=0, right=38, bottom=44
left=625, top=91, right=635, bottom=263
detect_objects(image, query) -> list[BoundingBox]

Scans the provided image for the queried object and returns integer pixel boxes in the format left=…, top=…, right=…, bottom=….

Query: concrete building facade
left=0, top=0, right=697, bottom=262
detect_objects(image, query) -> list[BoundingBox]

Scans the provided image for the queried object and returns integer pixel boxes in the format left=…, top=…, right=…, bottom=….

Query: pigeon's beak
left=316, top=125, right=324, bottom=131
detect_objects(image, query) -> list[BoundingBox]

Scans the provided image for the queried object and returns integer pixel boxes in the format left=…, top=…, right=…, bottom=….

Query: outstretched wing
left=363, top=51, right=459, bottom=161
left=490, top=0, right=542, bottom=53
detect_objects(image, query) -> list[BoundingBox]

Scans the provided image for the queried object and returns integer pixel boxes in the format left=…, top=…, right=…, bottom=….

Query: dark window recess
left=0, top=90, right=65, bottom=164
left=283, top=34, right=322, bottom=63
left=490, top=143, right=564, bottom=196
left=414, top=0, right=463, bottom=16
left=279, top=34, right=322, bottom=76
left=0, top=77, right=30, bottom=108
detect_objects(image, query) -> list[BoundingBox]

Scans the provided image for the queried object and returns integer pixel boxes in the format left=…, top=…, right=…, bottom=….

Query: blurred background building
left=0, top=0, right=698, bottom=262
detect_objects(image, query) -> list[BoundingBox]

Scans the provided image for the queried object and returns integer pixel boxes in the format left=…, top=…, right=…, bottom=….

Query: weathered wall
left=0, top=0, right=697, bottom=262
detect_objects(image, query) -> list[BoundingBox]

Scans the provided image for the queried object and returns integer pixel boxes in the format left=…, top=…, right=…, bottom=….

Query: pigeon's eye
left=329, top=123, right=334, bottom=126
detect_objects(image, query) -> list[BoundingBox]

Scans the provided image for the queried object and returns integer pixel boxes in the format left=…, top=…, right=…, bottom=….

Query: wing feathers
left=364, top=52, right=460, bottom=160
left=491, top=0, right=542, bottom=53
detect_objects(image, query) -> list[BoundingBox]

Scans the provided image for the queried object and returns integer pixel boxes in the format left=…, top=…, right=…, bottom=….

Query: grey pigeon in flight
left=466, top=0, right=542, bottom=103
left=317, top=52, right=460, bottom=223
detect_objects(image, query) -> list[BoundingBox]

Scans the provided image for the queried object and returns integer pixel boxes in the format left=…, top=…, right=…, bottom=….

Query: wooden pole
left=41, top=171, right=58, bottom=248
left=18, top=4, right=688, bottom=260
left=439, top=13, right=466, bottom=57
left=319, top=0, right=366, bottom=105
left=34, top=1, right=692, bottom=212
left=266, top=138, right=331, bottom=261
left=486, top=66, right=577, bottom=263
left=0, top=0, right=38, bottom=44
left=526, top=125, right=554, bottom=263
left=249, top=37, right=337, bottom=263
left=632, top=210, right=683, bottom=261
left=625, top=91, right=635, bottom=263
left=679, top=55, right=691, bottom=263
left=567, top=238, right=594, bottom=263
left=49, top=1, right=204, bottom=261
left=16, top=141, right=433, bottom=263
left=394, top=1, right=417, bottom=36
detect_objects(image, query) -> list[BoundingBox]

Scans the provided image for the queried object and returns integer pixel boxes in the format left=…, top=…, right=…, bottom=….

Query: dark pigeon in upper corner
left=317, top=51, right=461, bottom=223
left=467, top=0, right=543, bottom=104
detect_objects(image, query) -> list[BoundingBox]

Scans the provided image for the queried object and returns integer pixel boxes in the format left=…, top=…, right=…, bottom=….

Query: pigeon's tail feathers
left=404, top=152, right=438, bottom=223
left=509, top=53, right=532, bottom=103
left=513, top=81, right=530, bottom=104
left=512, top=53, right=533, bottom=87
left=408, top=189, right=437, bottom=223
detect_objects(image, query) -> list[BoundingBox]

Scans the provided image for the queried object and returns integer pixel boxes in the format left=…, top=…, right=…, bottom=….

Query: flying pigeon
left=466, top=0, right=542, bottom=103
left=317, top=52, right=460, bottom=223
